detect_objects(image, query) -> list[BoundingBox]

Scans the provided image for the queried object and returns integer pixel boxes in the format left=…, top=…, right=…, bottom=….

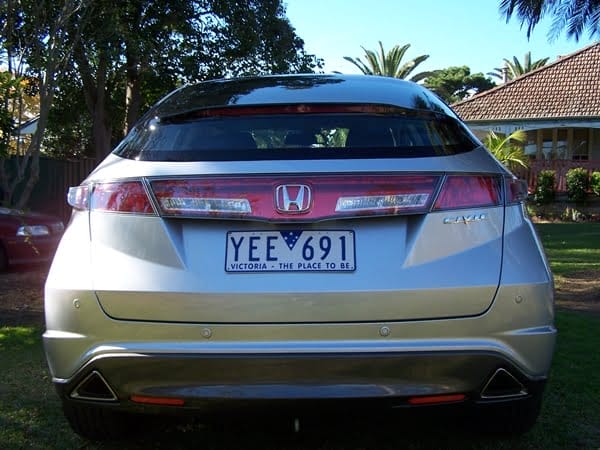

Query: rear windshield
left=114, top=104, right=479, bottom=161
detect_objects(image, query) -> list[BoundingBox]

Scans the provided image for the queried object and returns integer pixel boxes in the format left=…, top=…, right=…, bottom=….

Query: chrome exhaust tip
left=481, top=368, right=528, bottom=399
left=71, top=371, right=118, bottom=401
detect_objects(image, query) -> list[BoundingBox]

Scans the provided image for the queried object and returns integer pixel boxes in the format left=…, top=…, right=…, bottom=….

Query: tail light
left=67, top=181, right=154, bottom=214
left=67, top=174, right=509, bottom=220
left=433, top=175, right=502, bottom=210
left=90, top=181, right=154, bottom=214
left=150, top=175, right=440, bottom=221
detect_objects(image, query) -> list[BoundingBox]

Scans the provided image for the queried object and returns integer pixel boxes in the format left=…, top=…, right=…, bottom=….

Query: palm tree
left=500, top=0, right=600, bottom=40
left=488, top=51, right=549, bottom=81
left=484, top=130, right=529, bottom=171
left=343, top=41, right=435, bottom=82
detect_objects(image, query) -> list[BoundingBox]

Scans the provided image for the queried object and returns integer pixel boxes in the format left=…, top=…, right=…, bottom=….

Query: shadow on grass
left=75, top=412, right=527, bottom=450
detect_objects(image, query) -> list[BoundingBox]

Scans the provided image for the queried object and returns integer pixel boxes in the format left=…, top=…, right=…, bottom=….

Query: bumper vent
left=71, top=371, right=117, bottom=402
left=481, top=368, right=528, bottom=399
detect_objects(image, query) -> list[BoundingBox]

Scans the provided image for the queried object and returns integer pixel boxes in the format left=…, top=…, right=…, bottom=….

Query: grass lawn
left=0, top=223, right=598, bottom=449
left=536, top=222, right=600, bottom=276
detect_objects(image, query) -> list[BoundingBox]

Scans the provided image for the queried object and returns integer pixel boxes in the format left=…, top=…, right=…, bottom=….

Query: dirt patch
left=0, top=266, right=599, bottom=327
left=0, top=266, right=47, bottom=326
left=555, top=270, right=600, bottom=315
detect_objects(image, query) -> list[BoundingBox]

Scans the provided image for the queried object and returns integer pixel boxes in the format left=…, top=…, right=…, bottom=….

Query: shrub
left=562, top=206, right=586, bottom=222
left=534, top=170, right=555, bottom=204
left=565, top=167, right=589, bottom=203
left=591, top=171, right=600, bottom=197
left=483, top=130, right=528, bottom=171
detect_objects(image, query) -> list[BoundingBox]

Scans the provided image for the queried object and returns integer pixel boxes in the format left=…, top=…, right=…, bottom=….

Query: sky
left=284, top=0, right=598, bottom=77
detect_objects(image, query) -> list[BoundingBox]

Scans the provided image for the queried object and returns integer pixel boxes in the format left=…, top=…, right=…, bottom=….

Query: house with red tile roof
left=452, top=42, right=600, bottom=190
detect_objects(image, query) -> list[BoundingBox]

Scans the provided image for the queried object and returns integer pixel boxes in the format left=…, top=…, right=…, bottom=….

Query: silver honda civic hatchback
left=44, top=74, right=555, bottom=439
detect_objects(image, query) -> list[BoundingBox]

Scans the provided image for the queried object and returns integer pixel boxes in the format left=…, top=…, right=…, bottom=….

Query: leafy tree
left=343, top=41, right=435, bottom=82
left=0, top=0, right=87, bottom=208
left=47, top=0, right=322, bottom=160
left=423, top=66, right=495, bottom=104
left=0, top=71, right=20, bottom=157
left=500, top=0, right=600, bottom=40
left=0, top=71, right=40, bottom=156
left=1, top=0, right=320, bottom=206
left=488, top=51, right=549, bottom=81
left=483, top=129, right=529, bottom=171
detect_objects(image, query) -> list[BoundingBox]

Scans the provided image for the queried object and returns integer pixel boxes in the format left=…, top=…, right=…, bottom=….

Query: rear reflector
left=130, top=395, right=185, bottom=406
left=407, top=393, right=466, bottom=405
left=433, top=175, right=501, bottom=210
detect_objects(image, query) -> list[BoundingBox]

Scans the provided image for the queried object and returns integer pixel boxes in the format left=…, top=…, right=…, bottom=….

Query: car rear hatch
left=84, top=165, right=510, bottom=323
left=77, top=102, right=512, bottom=323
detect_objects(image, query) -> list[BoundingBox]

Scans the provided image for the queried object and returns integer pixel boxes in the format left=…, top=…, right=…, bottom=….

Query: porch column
left=567, top=128, right=573, bottom=159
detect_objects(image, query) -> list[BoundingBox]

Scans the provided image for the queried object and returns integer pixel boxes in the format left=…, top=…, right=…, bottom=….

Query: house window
left=572, top=128, right=589, bottom=161
left=524, top=131, right=537, bottom=158
left=556, top=129, right=568, bottom=159
left=540, top=129, right=554, bottom=159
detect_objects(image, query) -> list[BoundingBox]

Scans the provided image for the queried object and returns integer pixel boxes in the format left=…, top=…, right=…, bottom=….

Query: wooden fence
left=515, top=159, right=600, bottom=192
left=27, top=157, right=98, bottom=223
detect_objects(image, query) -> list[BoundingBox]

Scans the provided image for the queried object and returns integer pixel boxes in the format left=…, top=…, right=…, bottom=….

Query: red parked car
left=0, top=207, right=64, bottom=271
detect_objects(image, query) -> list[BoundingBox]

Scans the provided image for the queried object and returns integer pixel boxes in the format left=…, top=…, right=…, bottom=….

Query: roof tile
left=452, top=43, right=600, bottom=121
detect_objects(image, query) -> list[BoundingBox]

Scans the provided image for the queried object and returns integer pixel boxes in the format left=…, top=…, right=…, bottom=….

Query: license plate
left=225, top=230, right=355, bottom=273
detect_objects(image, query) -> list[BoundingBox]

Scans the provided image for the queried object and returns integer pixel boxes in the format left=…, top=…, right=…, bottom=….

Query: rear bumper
left=44, top=282, right=556, bottom=414
left=52, top=345, right=550, bottom=414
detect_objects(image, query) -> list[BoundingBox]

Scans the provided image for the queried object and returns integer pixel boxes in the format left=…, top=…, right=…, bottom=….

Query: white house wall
left=467, top=120, right=600, bottom=135
left=467, top=120, right=600, bottom=161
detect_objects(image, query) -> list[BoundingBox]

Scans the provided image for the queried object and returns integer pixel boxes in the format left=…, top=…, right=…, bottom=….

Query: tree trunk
left=4, top=0, right=88, bottom=209
left=0, top=161, right=11, bottom=206
left=93, top=104, right=112, bottom=160
left=74, top=41, right=113, bottom=160
left=14, top=62, right=56, bottom=210
left=91, top=51, right=111, bottom=160
left=124, top=48, right=142, bottom=135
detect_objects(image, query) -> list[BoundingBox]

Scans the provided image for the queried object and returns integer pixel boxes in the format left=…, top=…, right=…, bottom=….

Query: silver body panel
left=45, top=153, right=554, bottom=395
left=90, top=209, right=504, bottom=323
left=44, top=75, right=554, bottom=415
